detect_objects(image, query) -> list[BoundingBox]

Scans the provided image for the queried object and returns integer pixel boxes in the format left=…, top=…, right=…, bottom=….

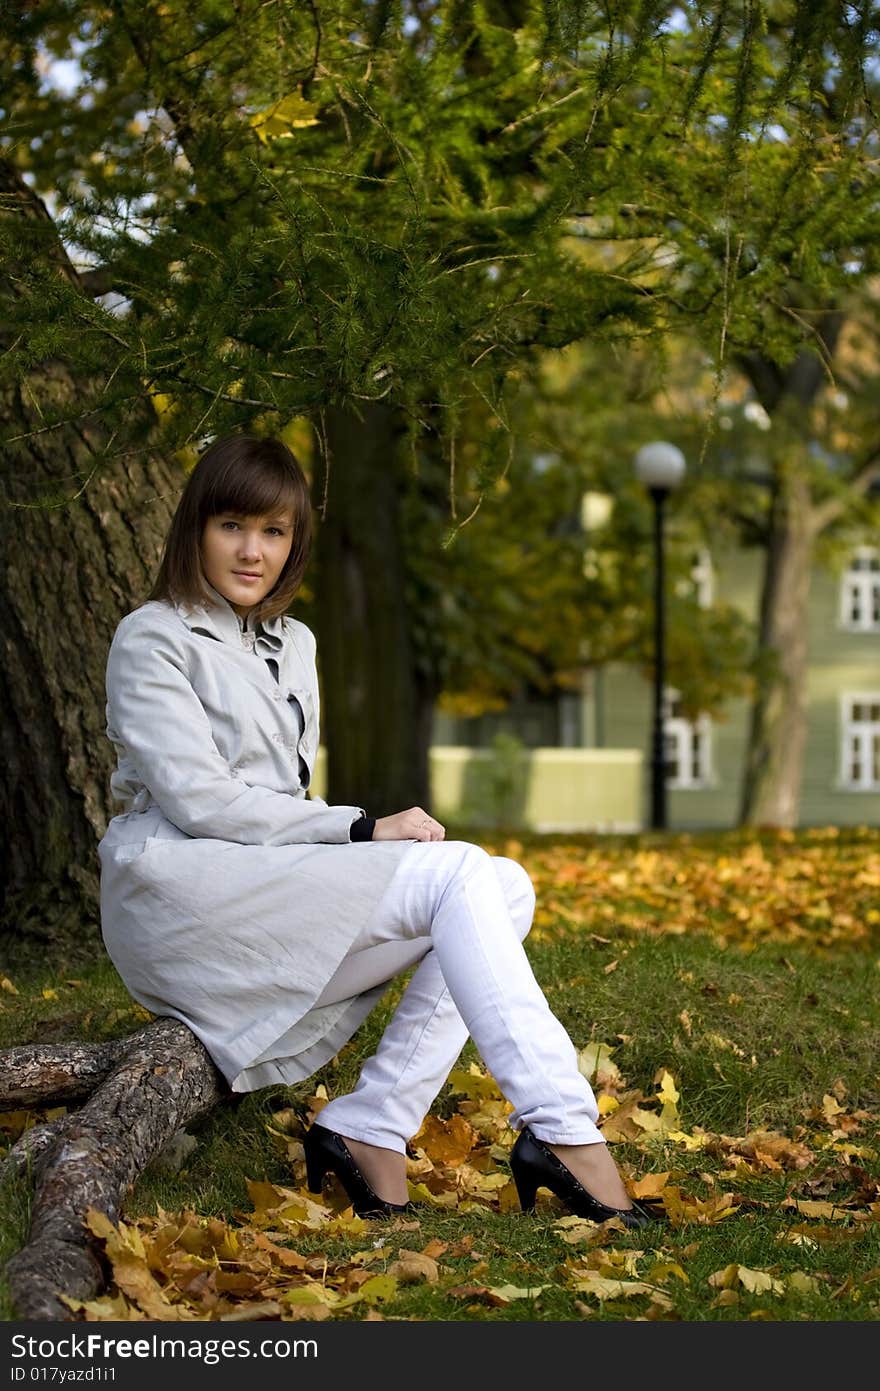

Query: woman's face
left=200, top=511, right=295, bottom=618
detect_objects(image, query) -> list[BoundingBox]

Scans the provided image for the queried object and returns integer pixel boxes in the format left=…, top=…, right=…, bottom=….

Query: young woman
left=99, top=433, right=656, bottom=1226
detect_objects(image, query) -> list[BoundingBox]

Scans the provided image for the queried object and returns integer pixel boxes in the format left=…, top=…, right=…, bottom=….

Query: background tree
left=0, top=0, right=685, bottom=948
left=3, top=0, right=878, bottom=957
left=576, top=1, right=880, bottom=824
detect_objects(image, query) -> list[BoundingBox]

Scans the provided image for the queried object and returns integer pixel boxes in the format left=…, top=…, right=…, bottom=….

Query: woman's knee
left=492, top=857, right=536, bottom=941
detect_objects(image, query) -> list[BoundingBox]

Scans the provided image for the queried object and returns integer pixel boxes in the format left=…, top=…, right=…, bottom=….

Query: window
left=664, top=688, right=712, bottom=789
left=840, top=547, right=880, bottom=631
left=840, top=694, right=880, bottom=790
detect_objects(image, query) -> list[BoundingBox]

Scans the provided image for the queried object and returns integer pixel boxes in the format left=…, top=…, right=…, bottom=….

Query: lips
left=232, top=571, right=262, bottom=579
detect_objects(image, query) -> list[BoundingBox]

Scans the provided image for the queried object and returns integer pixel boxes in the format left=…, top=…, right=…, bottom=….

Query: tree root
left=0, top=1033, right=145, bottom=1108
left=2, top=1019, right=226, bottom=1320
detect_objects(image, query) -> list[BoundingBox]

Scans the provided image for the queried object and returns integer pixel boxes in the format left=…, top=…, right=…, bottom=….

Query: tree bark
left=314, top=403, right=440, bottom=816
left=2, top=1020, right=225, bottom=1321
left=739, top=470, right=815, bottom=826
left=0, top=160, right=179, bottom=949
left=736, top=321, right=844, bottom=828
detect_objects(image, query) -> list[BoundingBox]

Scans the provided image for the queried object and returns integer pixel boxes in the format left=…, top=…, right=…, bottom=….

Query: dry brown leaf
left=448, top=1283, right=510, bottom=1307
left=387, top=1250, right=440, bottom=1285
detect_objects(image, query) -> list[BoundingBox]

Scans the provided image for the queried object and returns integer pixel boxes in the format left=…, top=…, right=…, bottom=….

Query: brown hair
left=148, top=434, right=312, bottom=623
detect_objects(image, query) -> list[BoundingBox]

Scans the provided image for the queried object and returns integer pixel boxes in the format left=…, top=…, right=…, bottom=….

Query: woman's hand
left=373, top=807, right=446, bottom=842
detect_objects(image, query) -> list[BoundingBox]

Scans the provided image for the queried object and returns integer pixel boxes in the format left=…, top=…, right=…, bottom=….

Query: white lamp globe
left=634, top=441, right=686, bottom=491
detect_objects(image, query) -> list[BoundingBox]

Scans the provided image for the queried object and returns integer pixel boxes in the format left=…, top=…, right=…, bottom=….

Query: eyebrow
left=218, top=512, right=293, bottom=527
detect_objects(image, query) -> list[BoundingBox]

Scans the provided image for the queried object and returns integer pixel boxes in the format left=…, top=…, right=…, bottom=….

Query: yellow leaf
left=552, top=1216, right=608, bottom=1245
left=630, top=1171, right=671, bottom=1200
left=736, top=1266, right=784, bottom=1296
left=42, top=988, right=59, bottom=1001
left=1, top=977, right=19, bottom=995
left=281, top=1283, right=337, bottom=1307
left=656, top=1071, right=680, bottom=1107
left=250, top=91, right=320, bottom=143
left=710, top=1288, right=740, bottom=1308
left=488, top=1283, right=548, bottom=1301
left=447, top=1064, right=502, bottom=1101
left=786, top=1271, right=822, bottom=1294
left=61, top=1290, right=141, bottom=1321
left=782, top=1198, right=859, bottom=1221
left=413, top=1113, right=477, bottom=1166
left=576, top=1042, right=621, bottom=1089
left=647, top=1260, right=689, bottom=1284
left=630, top=1106, right=664, bottom=1133
left=571, top=1271, right=659, bottom=1300
left=666, top=1129, right=709, bottom=1152
left=664, top=1188, right=740, bottom=1225
left=358, top=1274, right=398, bottom=1304
left=822, top=1094, right=845, bottom=1122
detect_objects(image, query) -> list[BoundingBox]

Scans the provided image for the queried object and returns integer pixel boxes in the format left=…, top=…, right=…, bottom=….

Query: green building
left=432, top=543, right=880, bottom=831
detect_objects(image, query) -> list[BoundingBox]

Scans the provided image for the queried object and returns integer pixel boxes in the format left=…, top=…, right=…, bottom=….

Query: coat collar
left=175, top=584, right=286, bottom=658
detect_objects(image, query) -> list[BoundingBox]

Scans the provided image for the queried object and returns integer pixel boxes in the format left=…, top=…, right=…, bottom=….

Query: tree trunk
left=739, top=470, right=815, bottom=827
left=1, top=1021, right=225, bottom=1321
left=314, top=403, right=440, bottom=817
left=0, top=161, right=179, bottom=950
left=736, top=323, right=843, bottom=829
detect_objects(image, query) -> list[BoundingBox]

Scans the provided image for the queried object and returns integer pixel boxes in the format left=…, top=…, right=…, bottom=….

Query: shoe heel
left=303, top=1128, right=328, bottom=1194
left=510, top=1158, right=539, bottom=1212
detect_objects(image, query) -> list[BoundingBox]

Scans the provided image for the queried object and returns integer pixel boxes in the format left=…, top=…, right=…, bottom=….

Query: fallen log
left=2, top=1018, right=226, bottom=1320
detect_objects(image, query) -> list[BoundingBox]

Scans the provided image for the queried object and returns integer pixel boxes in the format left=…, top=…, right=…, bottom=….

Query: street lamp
left=634, top=441, right=687, bottom=831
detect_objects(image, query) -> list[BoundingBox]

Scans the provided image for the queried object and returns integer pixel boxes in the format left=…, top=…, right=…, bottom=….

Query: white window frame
left=839, top=547, right=880, bottom=632
left=663, top=688, right=712, bottom=790
left=839, top=693, right=880, bottom=791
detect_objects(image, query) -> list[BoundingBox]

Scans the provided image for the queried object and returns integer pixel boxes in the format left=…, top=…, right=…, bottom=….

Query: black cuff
left=349, top=815, right=376, bottom=842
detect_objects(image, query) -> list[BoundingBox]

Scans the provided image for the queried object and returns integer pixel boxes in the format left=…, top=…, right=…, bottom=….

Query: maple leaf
left=708, top=1265, right=784, bottom=1296
left=250, top=91, right=320, bottom=143
left=661, top=1187, right=740, bottom=1225
left=571, top=1270, right=668, bottom=1302
left=413, top=1113, right=478, bottom=1166
left=84, top=1210, right=196, bottom=1320
left=630, top=1171, right=672, bottom=1199
left=721, top=1130, right=814, bottom=1172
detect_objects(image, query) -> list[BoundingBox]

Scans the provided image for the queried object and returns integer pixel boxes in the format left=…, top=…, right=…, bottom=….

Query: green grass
left=2, top=827, right=880, bottom=1322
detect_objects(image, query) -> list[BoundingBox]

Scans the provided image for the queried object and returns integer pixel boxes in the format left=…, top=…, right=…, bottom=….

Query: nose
left=237, top=530, right=262, bottom=561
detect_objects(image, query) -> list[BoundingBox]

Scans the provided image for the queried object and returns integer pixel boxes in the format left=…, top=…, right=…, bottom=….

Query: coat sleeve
left=106, top=611, right=365, bottom=845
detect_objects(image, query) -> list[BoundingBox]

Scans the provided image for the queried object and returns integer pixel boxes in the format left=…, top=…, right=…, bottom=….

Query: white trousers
left=315, top=840, right=603, bottom=1154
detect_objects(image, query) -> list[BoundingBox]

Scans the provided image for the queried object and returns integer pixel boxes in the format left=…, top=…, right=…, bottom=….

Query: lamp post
left=634, top=441, right=686, bottom=831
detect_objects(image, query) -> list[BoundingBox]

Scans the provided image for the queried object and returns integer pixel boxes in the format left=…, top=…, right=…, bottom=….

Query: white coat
left=97, top=588, right=414, bottom=1092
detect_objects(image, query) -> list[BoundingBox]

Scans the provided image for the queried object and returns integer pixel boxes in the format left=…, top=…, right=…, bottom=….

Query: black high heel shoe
left=303, top=1124, right=413, bottom=1218
left=509, top=1127, right=659, bottom=1229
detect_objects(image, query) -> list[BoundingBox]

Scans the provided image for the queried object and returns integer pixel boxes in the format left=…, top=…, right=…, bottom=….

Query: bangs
left=201, top=450, right=301, bottom=521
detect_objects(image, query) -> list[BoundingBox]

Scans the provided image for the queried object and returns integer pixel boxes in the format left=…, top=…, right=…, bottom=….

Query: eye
left=220, top=520, right=239, bottom=530
left=266, top=527, right=285, bottom=536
